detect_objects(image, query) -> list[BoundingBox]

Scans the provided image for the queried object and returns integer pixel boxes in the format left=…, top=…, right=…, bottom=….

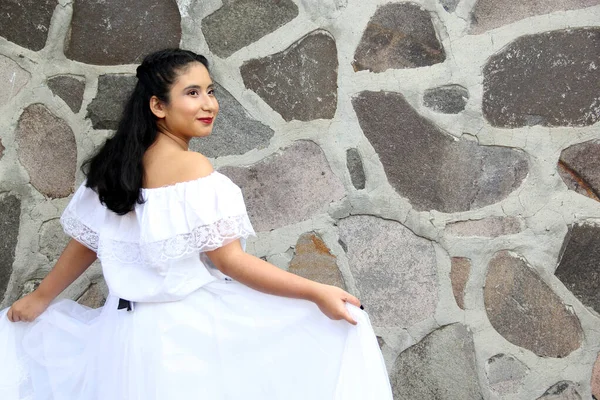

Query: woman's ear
left=149, top=96, right=167, bottom=118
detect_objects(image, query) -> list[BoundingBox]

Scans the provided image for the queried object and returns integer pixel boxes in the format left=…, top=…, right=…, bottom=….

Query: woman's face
left=158, top=62, right=219, bottom=139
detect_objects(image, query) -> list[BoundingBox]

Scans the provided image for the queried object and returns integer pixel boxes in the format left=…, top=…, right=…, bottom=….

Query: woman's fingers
left=7, top=308, right=16, bottom=322
left=342, top=308, right=358, bottom=325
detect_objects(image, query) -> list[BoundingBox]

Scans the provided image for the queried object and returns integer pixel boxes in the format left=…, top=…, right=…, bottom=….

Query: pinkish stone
left=288, top=233, right=345, bottom=289
left=447, top=217, right=523, bottom=237
left=450, top=257, right=470, bottom=309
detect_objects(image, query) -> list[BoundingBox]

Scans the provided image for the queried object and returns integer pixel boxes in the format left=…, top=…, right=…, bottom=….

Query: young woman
left=0, top=49, right=392, bottom=399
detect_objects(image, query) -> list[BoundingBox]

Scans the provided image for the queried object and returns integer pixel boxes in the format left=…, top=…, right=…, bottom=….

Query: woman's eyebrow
left=183, top=83, right=214, bottom=90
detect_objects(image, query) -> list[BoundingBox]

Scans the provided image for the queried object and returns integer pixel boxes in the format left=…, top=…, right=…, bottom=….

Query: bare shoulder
left=143, top=151, right=214, bottom=189
left=176, top=151, right=214, bottom=180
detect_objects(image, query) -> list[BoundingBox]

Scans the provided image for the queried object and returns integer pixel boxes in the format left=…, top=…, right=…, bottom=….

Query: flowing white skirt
left=0, top=280, right=392, bottom=399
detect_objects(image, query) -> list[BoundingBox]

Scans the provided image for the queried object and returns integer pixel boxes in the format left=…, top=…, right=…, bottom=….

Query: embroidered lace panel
left=60, top=210, right=100, bottom=251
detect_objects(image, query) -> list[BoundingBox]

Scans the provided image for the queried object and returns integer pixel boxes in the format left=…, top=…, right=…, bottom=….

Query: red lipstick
left=198, top=117, right=213, bottom=124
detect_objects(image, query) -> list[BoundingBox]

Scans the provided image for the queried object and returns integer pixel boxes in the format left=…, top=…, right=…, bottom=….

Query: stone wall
left=1, top=0, right=599, bottom=398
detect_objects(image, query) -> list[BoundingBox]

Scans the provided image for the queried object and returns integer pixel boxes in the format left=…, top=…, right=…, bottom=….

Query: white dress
left=0, top=171, right=392, bottom=400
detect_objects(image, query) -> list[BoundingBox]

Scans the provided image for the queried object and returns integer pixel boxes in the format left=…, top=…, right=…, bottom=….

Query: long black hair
left=83, top=49, right=209, bottom=215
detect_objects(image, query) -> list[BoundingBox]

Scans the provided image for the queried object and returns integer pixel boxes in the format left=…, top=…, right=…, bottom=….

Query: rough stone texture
left=20, top=279, right=42, bottom=298
left=65, top=0, right=181, bottom=65
left=450, top=257, right=470, bottom=310
left=483, top=28, right=600, bottom=128
left=592, top=352, right=600, bottom=399
left=555, top=224, right=600, bottom=313
left=485, top=251, right=582, bottom=358
left=536, top=381, right=582, bottom=400
left=47, top=75, right=86, bottom=113
left=189, top=83, right=273, bottom=158
left=0, top=55, right=31, bottom=108
left=202, top=0, right=299, bottom=58
left=0, top=0, right=56, bottom=51
left=77, top=281, right=108, bottom=309
left=558, top=140, right=600, bottom=202
left=485, top=353, right=529, bottom=394
left=338, top=215, right=437, bottom=327
left=87, top=74, right=136, bottom=130
left=346, top=148, right=366, bottom=190
left=0, top=139, right=4, bottom=161
left=390, top=324, right=483, bottom=399
left=220, top=141, right=345, bottom=232
left=440, top=0, right=460, bottom=13
left=39, top=219, right=70, bottom=262
left=0, top=195, right=20, bottom=301
left=471, top=0, right=600, bottom=34
left=288, top=233, right=345, bottom=289
left=353, top=91, right=528, bottom=212
left=352, top=3, right=445, bottom=72
left=377, top=336, right=385, bottom=349
left=423, top=85, right=469, bottom=114
left=446, top=217, right=522, bottom=237
left=16, top=104, right=77, bottom=198
left=240, top=30, right=338, bottom=122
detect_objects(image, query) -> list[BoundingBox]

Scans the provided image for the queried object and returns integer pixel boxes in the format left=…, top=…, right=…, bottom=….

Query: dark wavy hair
left=82, top=49, right=209, bottom=215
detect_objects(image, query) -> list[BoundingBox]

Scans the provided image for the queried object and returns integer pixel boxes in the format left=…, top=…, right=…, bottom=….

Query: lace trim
left=60, top=210, right=100, bottom=251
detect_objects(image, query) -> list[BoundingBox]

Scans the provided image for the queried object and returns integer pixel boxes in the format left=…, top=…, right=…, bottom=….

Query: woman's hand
left=6, top=291, right=52, bottom=323
left=313, top=284, right=362, bottom=325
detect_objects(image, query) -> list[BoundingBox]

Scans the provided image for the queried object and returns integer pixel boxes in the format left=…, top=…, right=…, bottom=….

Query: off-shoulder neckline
left=140, top=170, right=221, bottom=192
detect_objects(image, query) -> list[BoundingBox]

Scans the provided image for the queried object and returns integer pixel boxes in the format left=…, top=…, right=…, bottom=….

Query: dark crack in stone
left=240, top=30, right=338, bottom=122
left=48, top=75, right=86, bottom=113
left=0, top=195, right=20, bottom=301
left=65, top=0, right=181, bottom=65
left=0, top=139, right=4, bottom=160
left=0, top=0, right=56, bottom=51
left=338, top=215, right=437, bottom=327
left=558, top=140, right=600, bottom=201
left=450, top=257, right=470, bottom=310
left=485, top=251, right=582, bottom=358
left=536, top=381, right=582, bottom=400
left=346, top=148, right=366, bottom=190
left=423, top=84, right=469, bottom=114
left=288, top=233, right=345, bottom=289
left=353, top=91, right=528, bottom=212
left=390, top=324, right=484, bottom=399
left=483, top=28, right=600, bottom=128
left=1, top=55, right=31, bottom=108
left=471, top=0, right=600, bottom=34
left=87, top=74, right=136, bottom=130
left=352, top=3, right=445, bottom=72
left=189, top=83, right=273, bottom=157
left=555, top=223, right=600, bottom=313
left=16, top=104, right=77, bottom=198
left=220, top=141, right=345, bottom=232
left=202, top=0, right=299, bottom=58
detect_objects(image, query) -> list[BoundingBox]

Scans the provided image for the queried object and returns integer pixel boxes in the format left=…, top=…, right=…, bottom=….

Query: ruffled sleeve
left=60, top=182, right=106, bottom=252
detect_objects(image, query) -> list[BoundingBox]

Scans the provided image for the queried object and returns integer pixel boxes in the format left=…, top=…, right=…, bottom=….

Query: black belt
left=117, top=298, right=133, bottom=311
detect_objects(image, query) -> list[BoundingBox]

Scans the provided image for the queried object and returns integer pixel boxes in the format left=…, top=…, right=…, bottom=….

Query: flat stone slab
left=423, top=85, right=469, bottom=114
left=485, top=251, right=582, bottom=358
left=87, top=74, right=137, bottom=130
left=47, top=75, right=86, bottom=113
left=536, top=381, right=582, bottom=400
left=485, top=353, right=529, bottom=394
left=189, top=83, right=273, bottom=158
left=202, top=0, right=298, bottom=58
left=555, top=224, right=600, bottom=313
left=450, top=257, right=470, bottom=310
left=446, top=217, right=523, bottom=237
left=288, top=233, right=345, bottom=289
left=16, top=104, right=77, bottom=198
left=240, top=30, right=338, bottom=122
left=220, top=141, right=345, bottom=232
left=352, top=3, right=445, bottom=72
left=483, top=28, right=600, bottom=128
left=390, top=324, right=483, bottom=399
left=558, top=140, right=600, bottom=202
left=77, top=280, right=108, bottom=309
left=471, top=0, right=600, bottom=34
left=65, top=0, right=181, bottom=65
left=0, top=0, right=56, bottom=51
left=0, top=55, right=31, bottom=108
left=39, top=218, right=70, bottom=262
left=346, top=148, right=366, bottom=190
left=353, top=91, right=528, bottom=212
left=338, top=215, right=437, bottom=327
left=0, top=195, right=20, bottom=302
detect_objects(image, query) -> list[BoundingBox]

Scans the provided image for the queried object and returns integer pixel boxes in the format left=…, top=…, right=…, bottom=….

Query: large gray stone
left=202, top=0, right=299, bottom=58
left=65, top=0, right=181, bottom=65
left=555, top=224, right=600, bottom=313
left=220, top=141, right=345, bottom=232
left=390, top=324, right=483, bottom=399
left=440, top=0, right=460, bottom=12
left=485, top=353, right=529, bottom=394
left=86, top=74, right=136, bottom=130
left=0, top=0, right=56, bottom=51
left=558, top=140, right=600, bottom=202
left=47, top=75, right=86, bottom=113
left=485, top=251, right=582, bottom=358
left=446, top=217, right=522, bottom=237
left=536, top=381, right=582, bottom=400
left=39, top=219, right=70, bottom=262
left=16, top=104, right=77, bottom=198
left=471, top=0, right=600, bottom=34
left=352, top=3, right=445, bottom=72
left=288, top=233, right=345, bottom=289
left=338, top=215, right=437, bottom=327
left=0, top=195, right=20, bottom=301
left=240, top=30, right=338, bottom=122
left=189, top=83, right=273, bottom=157
left=346, top=148, right=366, bottom=190
left=483, top=28, right=600, bottom=128
left=353, top=91, right=528, bottom=212
left=423, top=85, right=469, bottom=114
left=450, top=257, right=470, bottom=310
left=0, top=55, right=31, bottom=108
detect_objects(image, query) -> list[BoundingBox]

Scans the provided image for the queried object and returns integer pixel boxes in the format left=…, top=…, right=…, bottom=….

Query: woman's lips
left=198, top=117, right=213, bottom=124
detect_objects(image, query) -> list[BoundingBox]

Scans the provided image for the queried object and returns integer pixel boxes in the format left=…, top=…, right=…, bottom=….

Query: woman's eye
left=188, top=90, right=199, bottom=96
left=208, top=89, right=215, bottom=96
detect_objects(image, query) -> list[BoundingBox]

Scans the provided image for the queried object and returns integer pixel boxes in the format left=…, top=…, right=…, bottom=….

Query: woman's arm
left=7, top=239, right=97, bottom=322
left=206, top=240, right=361, bottom=325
